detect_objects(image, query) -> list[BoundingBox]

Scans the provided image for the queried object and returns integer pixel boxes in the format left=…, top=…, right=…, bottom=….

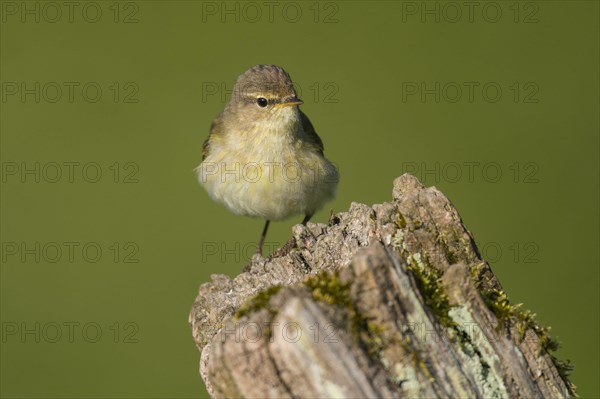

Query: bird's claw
left=269, top=236, right=297, bottom=259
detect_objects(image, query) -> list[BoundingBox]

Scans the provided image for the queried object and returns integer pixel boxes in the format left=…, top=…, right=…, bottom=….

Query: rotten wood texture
left=189, top=174, right=572, bottom=399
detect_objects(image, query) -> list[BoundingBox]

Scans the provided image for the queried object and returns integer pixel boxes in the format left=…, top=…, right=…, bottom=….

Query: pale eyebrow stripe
left=235, top=92, right=278, bottom=103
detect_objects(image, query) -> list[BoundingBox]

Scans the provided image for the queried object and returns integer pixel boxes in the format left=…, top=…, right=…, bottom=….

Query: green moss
left=400, top=337, right=434, bottom=382
left=443, top=245, right=459, bottom=265
left=470, top=262, right=485, bottom=281
left=364, top=321, right=387, bottom=355
left=234, top=285, right=282, bottom=319
left=553, top=357, right=576, bottom=394
left=407, top=256, right=501, bottom=387
left=304, top=271, right=352, bottom=307
left=474, top=280, right=577, bottom=396
left=304, top=271, right=388, bottom=356
left=438, top=234, right=459, bottom=265
left=395, top=213, right=407, bottom=229
left=516, top=309, right=538, bottom=342
left=304, top=271, right=360, bottom=333
left=480, top=288, right=519, bottom=332
left=406, top=258, right=457, bottom=329
left=394, top=211, right=424, bottom=230
left=537, top=327, right=560, bottom=353
left=534, top=326, right=576, bottom=395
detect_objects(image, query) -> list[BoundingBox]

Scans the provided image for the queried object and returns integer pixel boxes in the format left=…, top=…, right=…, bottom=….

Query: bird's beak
left=275, top=97, right=304, bottom=108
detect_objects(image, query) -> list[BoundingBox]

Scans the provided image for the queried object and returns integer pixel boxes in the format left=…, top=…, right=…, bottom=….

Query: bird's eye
left=256, top=97, right=268, bottom=108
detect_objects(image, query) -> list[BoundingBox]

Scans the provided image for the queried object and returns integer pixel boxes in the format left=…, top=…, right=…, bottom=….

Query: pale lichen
left=471, top=266, right=576, bottom=396
left=448, top=306, right=509, bottom=399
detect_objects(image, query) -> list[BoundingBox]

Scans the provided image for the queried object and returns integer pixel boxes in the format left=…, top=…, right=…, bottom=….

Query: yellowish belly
left=198, top=148, right=338, bottom=221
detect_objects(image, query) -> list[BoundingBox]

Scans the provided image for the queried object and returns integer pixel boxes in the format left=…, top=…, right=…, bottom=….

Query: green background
left=1, top=1, right=598, bottom=397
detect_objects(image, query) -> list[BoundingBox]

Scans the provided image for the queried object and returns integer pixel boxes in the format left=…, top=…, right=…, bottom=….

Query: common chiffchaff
left=197, top=64, right=339, bottom=256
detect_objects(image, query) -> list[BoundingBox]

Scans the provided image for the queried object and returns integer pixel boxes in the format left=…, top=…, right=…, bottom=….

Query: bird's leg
left=256, top=220, right=270, bottom=256
left=301, top=214, right=313, bottom=225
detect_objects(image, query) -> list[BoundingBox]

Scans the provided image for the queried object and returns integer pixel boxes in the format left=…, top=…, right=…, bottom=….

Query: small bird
left=197, top=64, right=339, bottom=256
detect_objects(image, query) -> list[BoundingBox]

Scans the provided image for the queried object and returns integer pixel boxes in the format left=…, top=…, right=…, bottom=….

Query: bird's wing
left=202, top=113, right=224, bottom=161
left=300, top=110, right=324, bottom=156
left=201, top=137, right=210, bottom=161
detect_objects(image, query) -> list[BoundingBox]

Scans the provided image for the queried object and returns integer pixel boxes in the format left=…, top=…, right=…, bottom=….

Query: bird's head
left=226, top=64, right=303, bottom=124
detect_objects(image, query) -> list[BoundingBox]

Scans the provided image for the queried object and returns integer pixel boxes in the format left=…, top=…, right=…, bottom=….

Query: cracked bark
left=189, top=174, right=573, bottom=399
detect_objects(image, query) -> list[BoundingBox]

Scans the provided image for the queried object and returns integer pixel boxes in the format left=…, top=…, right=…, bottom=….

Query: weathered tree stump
left=189, top=174, right=574, bottom=398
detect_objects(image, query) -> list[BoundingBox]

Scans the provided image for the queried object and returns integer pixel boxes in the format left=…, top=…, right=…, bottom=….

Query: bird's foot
left=269, top=236, right=297, bottom=259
